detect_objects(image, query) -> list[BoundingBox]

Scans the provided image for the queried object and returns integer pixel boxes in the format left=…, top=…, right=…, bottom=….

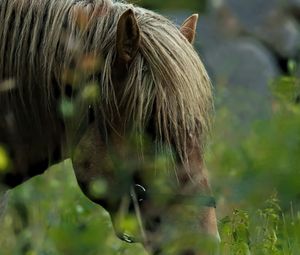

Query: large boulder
left=202, top=38, right=281, bottom=124
left=202, top=38, right=280, bottom=92
left=215, top=0, right=300, bottom=58
left=286, top=0, right=300, bottom=9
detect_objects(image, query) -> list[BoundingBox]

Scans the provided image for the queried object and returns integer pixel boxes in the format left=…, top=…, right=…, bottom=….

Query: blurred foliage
left=206, top=63, right=300, bottom=253
left=206, top=69, right=300, bottom=210
left=0, top=146, right=10, bottom=173
left=1, top=69, right=300, bottom=254
left=0, top=161, right=147, bottom=255
left=219, top=196, right=300, bottom=255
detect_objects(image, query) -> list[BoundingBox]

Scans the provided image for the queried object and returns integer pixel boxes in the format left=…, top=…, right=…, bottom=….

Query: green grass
left=0, top=161, right=147, bottom=255
left=1, top=74, right=300, bottom=255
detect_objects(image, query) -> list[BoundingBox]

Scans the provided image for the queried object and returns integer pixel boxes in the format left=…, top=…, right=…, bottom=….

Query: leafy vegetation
left=206, top=62, right=300, bottom=254
left=1, top=66, right=299, bottom=254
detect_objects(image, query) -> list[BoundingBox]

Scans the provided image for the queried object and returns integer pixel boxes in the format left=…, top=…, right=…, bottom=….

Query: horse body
left=0, top=0, right=218, bottom=253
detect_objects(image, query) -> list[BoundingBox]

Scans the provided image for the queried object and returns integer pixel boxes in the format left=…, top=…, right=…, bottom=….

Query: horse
left=0, top=0, right=218, bottom=253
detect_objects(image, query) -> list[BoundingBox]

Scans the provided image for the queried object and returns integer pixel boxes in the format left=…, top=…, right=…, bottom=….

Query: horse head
left=0, top=1, right=218, bottom=253
left=72, top=6, right=218, bottom=254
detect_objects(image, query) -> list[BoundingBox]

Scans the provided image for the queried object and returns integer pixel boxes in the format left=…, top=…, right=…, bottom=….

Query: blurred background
left=1, top=0, right=300, bottom=254
left=140, top=0, right=300, bottom=213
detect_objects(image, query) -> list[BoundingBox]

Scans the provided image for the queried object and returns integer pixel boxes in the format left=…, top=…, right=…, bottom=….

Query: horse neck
left=0, top=81, right=68, bottom=188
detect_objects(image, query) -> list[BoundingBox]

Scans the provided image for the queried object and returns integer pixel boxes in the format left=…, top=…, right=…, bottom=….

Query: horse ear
left=180, top=14, right=199, bottom=44
left=116, top=9, right=140, bottom=63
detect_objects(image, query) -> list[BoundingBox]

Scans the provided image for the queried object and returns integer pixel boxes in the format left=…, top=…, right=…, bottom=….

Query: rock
left=286, top=0, right=300, bottom=9
left=202, top=38, right=281, bottom=124
left=221, top=0, right=280, bottom=30
left=203, top=38, right=280, bottom=92
left=164, top=10, right=284, bottom=127
left=285, top=0, right=300, bottom=19
left=254, top=15, right=300, bottom=58
left=216, top=0, right=300, bottom=58
left=164, top=12, right=228, bottom=50
left=196, top=14, right=227, bottom=50
left=165, top=11, right=281, bottom=93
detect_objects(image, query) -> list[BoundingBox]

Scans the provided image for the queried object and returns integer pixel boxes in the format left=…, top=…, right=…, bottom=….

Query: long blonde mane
left=0, top=0, right=212, bottom=162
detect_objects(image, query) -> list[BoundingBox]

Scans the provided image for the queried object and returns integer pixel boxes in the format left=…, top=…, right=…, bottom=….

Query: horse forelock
left=0, top=0, right=212, bottom=164
left=111, top=5, right=213, bottom=162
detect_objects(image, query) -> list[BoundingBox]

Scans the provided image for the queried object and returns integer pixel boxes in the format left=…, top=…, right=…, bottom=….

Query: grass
left=1, top=73, right=300, bottom=255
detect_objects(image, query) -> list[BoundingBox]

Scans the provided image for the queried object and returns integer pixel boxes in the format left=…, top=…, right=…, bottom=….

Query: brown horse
left=0, top=0, right=218, bottom=253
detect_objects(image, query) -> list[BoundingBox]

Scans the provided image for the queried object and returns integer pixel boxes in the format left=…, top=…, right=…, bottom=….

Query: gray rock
left=202, top=38, right=281, bottom=124
left=164, top=12, right=227, bottom=50
left=254, top=15, right=300, bottom=58
left=221, top=0, right=280, bottom=30
left=196, top=15, right=227, bottom=50
left=203, top=38, right=280, bottom=92
left=286, top=0, right=300, bottom=9
left=217, top=0, right=300, bottom=58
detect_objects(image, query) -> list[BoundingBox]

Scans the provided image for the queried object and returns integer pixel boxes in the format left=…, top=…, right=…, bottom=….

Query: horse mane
left=0, top=0, right=212, bottom=163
